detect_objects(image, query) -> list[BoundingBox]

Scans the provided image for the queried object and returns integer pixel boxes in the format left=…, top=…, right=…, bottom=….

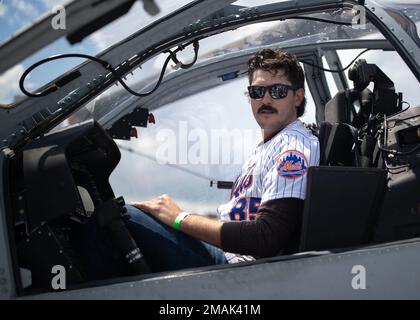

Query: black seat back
left=321, top=90, right=361, bottom=166
left=325, top=90, right=354, bottom=124
left=318, top=122, right=332, bottom=165
left=299, top=166, right=387, bottom=252
left=323, top=123, right=361, bottom=166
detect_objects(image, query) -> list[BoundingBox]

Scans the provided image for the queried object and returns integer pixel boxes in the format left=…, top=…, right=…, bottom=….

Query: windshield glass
left=200, top=8, right=384, bottom=59
left=65, top=6, right=385, bottom=126
left=109, top=76, right=316, bottom=211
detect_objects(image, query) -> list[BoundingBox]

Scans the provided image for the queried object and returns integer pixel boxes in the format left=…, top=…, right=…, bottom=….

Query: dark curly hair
left=248, top=48, right=306, bottom=117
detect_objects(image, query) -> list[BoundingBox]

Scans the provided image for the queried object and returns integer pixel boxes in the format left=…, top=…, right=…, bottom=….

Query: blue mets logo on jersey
left=276, top=150, right=308, bottom=179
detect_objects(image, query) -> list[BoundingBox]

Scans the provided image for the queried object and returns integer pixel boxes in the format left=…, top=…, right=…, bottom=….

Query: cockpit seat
left=319, top=90, right=361, bottom=166
left=298, top=166, right=387, bottom=252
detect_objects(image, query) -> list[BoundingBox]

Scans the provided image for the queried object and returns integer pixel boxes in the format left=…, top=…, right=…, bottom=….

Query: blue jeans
left=72, top=205, right=227, bottom=279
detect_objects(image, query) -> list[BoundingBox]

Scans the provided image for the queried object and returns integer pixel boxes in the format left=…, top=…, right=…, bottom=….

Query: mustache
left=258, top=104, right=277, bottom=113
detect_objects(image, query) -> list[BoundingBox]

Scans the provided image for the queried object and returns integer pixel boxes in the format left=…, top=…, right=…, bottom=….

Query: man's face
left=250, top=69, right=304, bottom=136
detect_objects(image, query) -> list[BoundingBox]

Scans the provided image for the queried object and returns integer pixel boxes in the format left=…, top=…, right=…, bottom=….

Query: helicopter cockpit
left=0, top=0, right=419, bottom=298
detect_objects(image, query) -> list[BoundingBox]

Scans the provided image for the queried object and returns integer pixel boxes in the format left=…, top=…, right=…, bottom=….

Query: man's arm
left=131, top=195, right=303, bottom=257
left=177, top=214, right=224, bottom=247
left=130, top=194, right=224, bottom=247
left=179, top=198, right=303, bottom=257
left=221, top=198, right=303, bottom=257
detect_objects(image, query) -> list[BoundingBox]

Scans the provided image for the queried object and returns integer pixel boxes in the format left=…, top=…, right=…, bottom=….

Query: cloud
left=41, top=0, right=69, bottom=10
left=3, top=0, right=41, bottom=28
left=0, top=64, right=25, bottom=103
left=90, top=1, right=150, bottom=51
left=10, top=0, right=40, bottom=16
left=0, top=3, right=6, bottom=17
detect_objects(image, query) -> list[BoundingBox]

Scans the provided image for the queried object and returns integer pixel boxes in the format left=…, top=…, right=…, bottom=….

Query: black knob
left=348, top=66, right=358, bottom=82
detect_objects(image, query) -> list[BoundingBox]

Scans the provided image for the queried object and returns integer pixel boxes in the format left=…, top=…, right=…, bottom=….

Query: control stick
left=95, top=196, right=151, bottom=274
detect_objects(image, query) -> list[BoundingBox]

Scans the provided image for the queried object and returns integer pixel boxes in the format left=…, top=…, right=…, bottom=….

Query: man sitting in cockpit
left=77, top=48, right=320, bottom=276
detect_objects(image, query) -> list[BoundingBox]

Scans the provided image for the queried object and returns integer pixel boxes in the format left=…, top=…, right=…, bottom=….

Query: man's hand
left=131, top=194, right=181, bottom=227
left=131, top=194, right=224, bottom=247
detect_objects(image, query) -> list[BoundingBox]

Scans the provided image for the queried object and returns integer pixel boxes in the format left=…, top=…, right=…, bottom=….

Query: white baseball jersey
left=217, top=119, right=320, bottom=263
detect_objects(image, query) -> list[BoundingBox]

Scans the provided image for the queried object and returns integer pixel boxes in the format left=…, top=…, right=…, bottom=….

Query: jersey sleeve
left=260, top=133, right=319, bottom=203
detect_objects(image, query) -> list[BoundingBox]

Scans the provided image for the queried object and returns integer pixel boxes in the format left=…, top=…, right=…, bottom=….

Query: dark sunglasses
left=247, top=83, right=295, bottom=99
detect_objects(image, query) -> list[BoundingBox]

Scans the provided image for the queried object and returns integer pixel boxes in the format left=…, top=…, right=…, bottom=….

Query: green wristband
left=172, top=212, right=190, bottom=230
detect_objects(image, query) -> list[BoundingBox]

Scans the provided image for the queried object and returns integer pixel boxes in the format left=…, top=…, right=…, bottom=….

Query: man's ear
left=294, top=88, right=305, bottom=107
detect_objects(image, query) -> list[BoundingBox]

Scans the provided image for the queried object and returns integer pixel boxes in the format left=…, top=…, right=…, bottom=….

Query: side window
left=110, top=77, right=259, bottom=215
left=110, top=75, right=318, bottom=214
left=302, top=81, right=317, bottom=124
